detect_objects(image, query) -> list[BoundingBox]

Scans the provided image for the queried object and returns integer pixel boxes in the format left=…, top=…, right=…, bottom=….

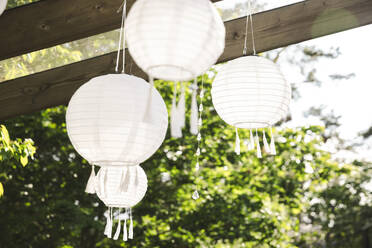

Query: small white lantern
left=0, top=0, right=7, bottom=16
left=66, top=74, right=168, bottom=167
left=95, top=166, right=148, bottom=241
left=95, top=166, right=147, bottom=209
left=211, top=56, right=291, bottom=156
left=125, top=0, right=226, bottom=81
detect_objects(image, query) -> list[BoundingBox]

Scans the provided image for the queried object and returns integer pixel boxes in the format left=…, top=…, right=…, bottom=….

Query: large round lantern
left=125, top=0, right=226, bottom=81
left=0, top=0, right=7, bottom=16
left=66, top=74, right=168, bottom=167
left=95, top=166, right=148, bottom=241
left=211, top=56, right=291, bottom=157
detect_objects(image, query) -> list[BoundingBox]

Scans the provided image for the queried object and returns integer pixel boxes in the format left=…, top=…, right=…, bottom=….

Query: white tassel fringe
left=113, top=209, right=122, bottom=240
left=85, top=165, right=96, bottom=194
left=129, top=208, right=133, bottom=239
left=256, top=129, right=262, bottom=158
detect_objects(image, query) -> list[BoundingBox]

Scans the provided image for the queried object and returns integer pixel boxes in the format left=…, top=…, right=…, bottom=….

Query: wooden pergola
left=0, top=0, right=371, bottom=120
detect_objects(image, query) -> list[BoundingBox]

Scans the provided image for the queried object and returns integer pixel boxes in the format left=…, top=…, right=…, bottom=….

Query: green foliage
left=0, top=73, right=361, bottom=248
left=0, top=124, right=36, bottom=197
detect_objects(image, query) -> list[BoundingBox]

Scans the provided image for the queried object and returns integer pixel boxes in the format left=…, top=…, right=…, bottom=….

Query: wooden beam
left=0, top=0, right=221, bottom=61
left=1, top=0, right=372, bottom=120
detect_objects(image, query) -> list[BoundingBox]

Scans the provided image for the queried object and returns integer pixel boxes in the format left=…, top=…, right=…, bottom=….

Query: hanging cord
left=192, top=75, right=205, bottom=201
left=243, top=0, right=256, bottom=56
left=115, top=0, right=127, bottom=73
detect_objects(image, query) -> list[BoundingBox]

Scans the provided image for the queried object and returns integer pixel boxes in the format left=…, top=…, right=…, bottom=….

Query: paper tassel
left=270, top=127, right=277, bottom=155
left=263, top=130, right=270, bottom=153
left=249, top=129, right=255, bottom=150
left=256, top=129, right=262, bottom=158
left=235, top=128, right=241, bottom=155
left=123, top=210, right=128, bottom=241
left=104, top=208, right=110, bottom=236
left=113, top=209, right=122, bottom=240
left=85, top=165, right=96, bottom=194
left=170, top=83, right=182, bottom=138
left=104, top=208, right=113, bottom=238
left=120, top=168, right=130, bottom=192
left=129, top=208, right=133, bottom=239
left=177, top=83, right=186, bottom=128
left=190, top=79, right=198, bottom=135
left=143, top=77, right=154, bottom=123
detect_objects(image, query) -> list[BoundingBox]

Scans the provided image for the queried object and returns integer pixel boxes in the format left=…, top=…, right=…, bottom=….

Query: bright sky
left=287, top=24, right=372, bottom=140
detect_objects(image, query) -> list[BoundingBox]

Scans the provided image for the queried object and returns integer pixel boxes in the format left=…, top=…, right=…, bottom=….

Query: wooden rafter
left=1, top=0, right=372, bottom=120
left=0, top=0, right=221, bottom=61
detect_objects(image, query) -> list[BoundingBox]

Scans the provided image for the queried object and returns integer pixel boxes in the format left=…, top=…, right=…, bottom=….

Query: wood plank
left=1, top=0, right=372, bottom=120
left=0, top=0, right=221, bottom=61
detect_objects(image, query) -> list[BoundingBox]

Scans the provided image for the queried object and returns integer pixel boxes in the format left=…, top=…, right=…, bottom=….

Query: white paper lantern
left=212, top=56, right=291, bottom=129
left=211, top=56, right=291, bottom=157
left=66, top=74, right=168, bottom=167
left=0, top=0, right=7, bottom=16
left=95, top=166, right=147, bottom=208
left=125, top=0, right=226, bottom=81
left=95, top=166, right=147, bottom=241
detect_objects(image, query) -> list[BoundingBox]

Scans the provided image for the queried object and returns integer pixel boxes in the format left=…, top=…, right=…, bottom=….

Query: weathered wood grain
left=0, top=0, right=221, bottom=61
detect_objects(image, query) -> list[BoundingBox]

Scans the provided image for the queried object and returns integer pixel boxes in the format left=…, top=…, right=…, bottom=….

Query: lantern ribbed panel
left=0, top=0, right=7, bottom=15
left=125, top=0, right=226, bottom=81
left=211, top=56, right=291, bottom=129
left=66, top=74, right=168, bottom=167
left=95, top=166, right=147, bottom=208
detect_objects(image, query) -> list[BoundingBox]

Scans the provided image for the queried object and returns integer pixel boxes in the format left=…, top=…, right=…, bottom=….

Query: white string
left=243, top=0, right=256, bottom=56
left=121, top=0, right=127, bottom=73
left=115, top=0, right=127, bottom=73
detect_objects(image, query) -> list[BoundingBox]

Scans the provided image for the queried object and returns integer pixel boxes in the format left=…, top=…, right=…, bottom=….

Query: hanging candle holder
left=211, top=0, right=291, bottom=157
left=125, top=0, right=226, bottom=138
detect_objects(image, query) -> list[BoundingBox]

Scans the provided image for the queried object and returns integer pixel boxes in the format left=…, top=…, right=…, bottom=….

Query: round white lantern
left=66, top=74, right=168, bottom=167
left=125, top=0, right=226, bottom=81
left=95, top=165, right=147, bottom=241
left=211, top=56, right=291, bottom=129
left=95, top=166, right=148, bottom=208
left=0, top=0, right=7, bottom=16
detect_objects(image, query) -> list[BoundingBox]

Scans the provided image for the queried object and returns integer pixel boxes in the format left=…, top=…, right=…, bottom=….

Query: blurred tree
left=0, top=74, right=353, bottom=248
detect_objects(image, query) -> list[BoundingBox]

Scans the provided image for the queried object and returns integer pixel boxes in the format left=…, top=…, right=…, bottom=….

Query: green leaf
left=20, top=155, right=28, bottom=167
left=1, top=125, right=10, bottom=145
left=0, top=182, right=3, bottom=197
